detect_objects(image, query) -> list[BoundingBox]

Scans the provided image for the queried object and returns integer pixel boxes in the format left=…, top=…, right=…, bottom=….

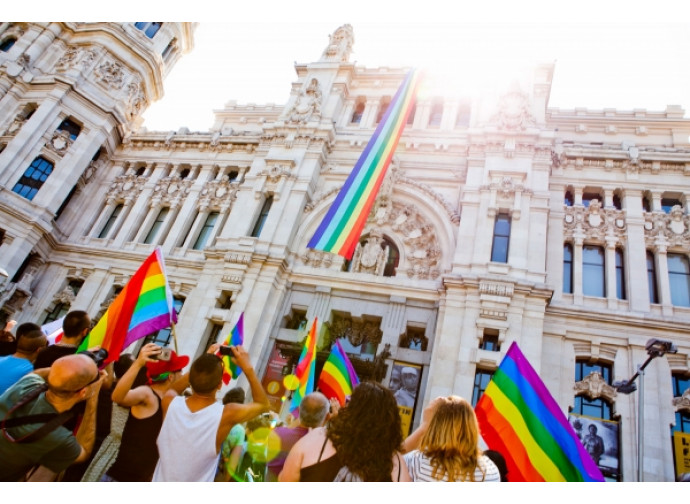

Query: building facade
left=1, top=23, right=689, bottom=481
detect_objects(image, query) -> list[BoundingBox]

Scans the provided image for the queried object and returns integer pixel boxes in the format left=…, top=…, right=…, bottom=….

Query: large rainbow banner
left=79, top=246, right=178, bottom=364
left=307, top=68, right=422, bottom=259
left=475, top=342, right=604, bottom=482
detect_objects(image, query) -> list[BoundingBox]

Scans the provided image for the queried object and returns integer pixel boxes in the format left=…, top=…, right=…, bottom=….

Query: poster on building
left=389, top=361, right=422, bottom=437
left=261, top=343, right=290, bottom=413
left=673, top=431, right=690, bottom=480
left=568, top=413, right=619, bottom=479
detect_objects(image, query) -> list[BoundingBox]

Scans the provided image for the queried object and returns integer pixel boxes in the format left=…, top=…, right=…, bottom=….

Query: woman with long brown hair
left=403, top=396, right=500, bottom=482
left=279, top=381, right=410, bottom=481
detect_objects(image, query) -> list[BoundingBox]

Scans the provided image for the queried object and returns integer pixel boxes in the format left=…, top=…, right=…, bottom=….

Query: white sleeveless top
left=153, top=396, right=224, bottom=482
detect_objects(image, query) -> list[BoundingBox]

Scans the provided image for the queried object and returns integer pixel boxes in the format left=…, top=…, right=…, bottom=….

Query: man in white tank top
left=152, top=344, right=270, bottom=481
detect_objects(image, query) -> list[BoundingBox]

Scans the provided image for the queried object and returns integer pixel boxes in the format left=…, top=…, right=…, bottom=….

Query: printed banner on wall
left=389, top=361, right=422, bottom=437
left=568, top=413, right=620, bottom=479
left=673, top=431, right=690, bottom=480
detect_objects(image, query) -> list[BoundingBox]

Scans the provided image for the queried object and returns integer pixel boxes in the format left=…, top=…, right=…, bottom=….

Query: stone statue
left=321, top=24, right=354, bottom=62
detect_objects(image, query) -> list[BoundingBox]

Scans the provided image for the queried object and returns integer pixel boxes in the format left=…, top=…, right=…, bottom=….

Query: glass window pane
left=668, top=254, right=690, bottom=307
left=583, top=246, right=605, bottom=297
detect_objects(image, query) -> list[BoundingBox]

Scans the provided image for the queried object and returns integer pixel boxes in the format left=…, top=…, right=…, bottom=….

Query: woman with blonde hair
left=403, top=396, right=500, bottom=482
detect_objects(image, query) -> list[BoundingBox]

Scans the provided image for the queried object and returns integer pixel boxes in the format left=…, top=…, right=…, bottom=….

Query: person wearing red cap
left=101, top=343, right=190, bottom=481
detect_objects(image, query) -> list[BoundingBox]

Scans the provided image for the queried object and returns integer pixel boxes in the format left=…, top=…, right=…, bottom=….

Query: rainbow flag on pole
left=317, top=339, right=359, bottom=406
left=79, top=247, right=177, bottom=365
left=475, top=342, right=604, bottom=482
left=290, top=318, right=318, bottom=414
left=217, top=313, right=244, bottom=385
left=307, top=68, right=422, bottom=259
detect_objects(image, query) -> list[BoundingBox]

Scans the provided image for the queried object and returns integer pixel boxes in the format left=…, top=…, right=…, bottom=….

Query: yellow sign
left=673, top=431, right=690, bottom=479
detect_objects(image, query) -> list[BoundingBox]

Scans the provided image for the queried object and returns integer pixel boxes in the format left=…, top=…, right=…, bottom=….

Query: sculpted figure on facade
left=350, top=228, right=389, bottom=276
left=108, top=173, right=146, bottom=200
left=644, top=204, right=690, bottom=249
left=574, top=371, right=617, bottom=403
left=321, top=24, right=354, bottom=62
left=489, top=88, right=536, bottom=131
left=563, top=199, right=626, bottom=243
left=285, top=78, right=322, bottom=124
left=199, top=178, right=238, bottom=209
left=126, top=80, right=146, bottom=120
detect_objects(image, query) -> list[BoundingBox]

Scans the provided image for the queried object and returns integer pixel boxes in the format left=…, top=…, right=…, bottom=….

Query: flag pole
left=171, top=322, right=179, bottom=353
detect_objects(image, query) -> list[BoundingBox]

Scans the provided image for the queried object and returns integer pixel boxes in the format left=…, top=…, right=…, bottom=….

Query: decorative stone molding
left=574, top=371, right=618, bottom=402
left=300, top=249, right=333, bottom=269
left=52, top=284, right=76, bottom=305
left=672, top=388, right=690, bottom=414
left=151, top=177, right=194, bottom=208
left=107, top=173, right=147, bottom=202
left=326, top=313, right=382, bottom=348
left=478, top=280, right=514, bottom=321
left=320, top=24, right=354, bottom=63
left=55, top=45, right=100, bottom=73
left=488, top=88, right=536, bottom=131
left=480, top=281, right=515, bottom=297
left=481, top=174, right=531, bottom=220
left=221, top=274, right=242, bottom=284
left=3, top=116, right=25, bottom=136
left=198, top=179, right=238, bottom=210
left=224, top=252, right=251, bottom=265
left=259, top=160, right=296, bottom=184
left=126, top=79, right=146, bottom=120
left=644, top=205, right=690, bottom=249
left=94, top=59, right=126, bottom=90
left=46, top=130, right=72, bottom=155
left=350, top=228, right=388, bottom=276
left=284, top=78, right=322, bottom=124
left=563, top=200, right=627, bottom=243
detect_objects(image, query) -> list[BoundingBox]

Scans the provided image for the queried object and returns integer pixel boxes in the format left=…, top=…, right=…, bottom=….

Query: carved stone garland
left=106, top=173, right=147, bottom=203
left=151, top=176, right=194, bottom=208
left=563, top=199, right=627, bottom=243
left=644, top=205, right=690, bottom=250
left=198, top=179, right=238, bottom=210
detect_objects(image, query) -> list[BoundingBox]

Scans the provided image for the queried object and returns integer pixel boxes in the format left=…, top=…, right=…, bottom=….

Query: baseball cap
left=146, top=350, right=189, bottom=380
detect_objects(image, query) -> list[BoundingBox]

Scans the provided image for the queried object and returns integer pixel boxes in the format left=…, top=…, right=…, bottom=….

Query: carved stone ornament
left=94, top=59, right=126, bottom=90
left=672, top=388, right=690, bottom=414
left=350, top=228, right=388, bottom=276
left=259, top=163, right=295, bottom=183
left=327, top=313, right=383, bottom=348
left=489, top=88, right=536, bottom=131
left=152, top=177, right=193, bottom=208
left=320, top=24, right=354, bottom=62
left=285, top=78, right=322, bottom=124
left=198, top=179, right=238, bottom=209
left=573, top=371, right=617, bottom=403
left=644, top=205, right=690, bottom=249
left=107, top=173, right=146, bottom=201
left=53, top=285, right=77, bottom=305
left=4, top=117, right=25, bottom=136
left=47, top=130, right=71, bottom=154
left=126, top=80, right=146, bottom=120
left=300, top=249, right=334, bottom=269
left=563, top=200, right=627, bottom=243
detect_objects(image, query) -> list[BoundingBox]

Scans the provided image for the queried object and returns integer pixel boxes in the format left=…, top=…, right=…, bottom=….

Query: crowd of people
left=0, top=310, right=508, bottom=482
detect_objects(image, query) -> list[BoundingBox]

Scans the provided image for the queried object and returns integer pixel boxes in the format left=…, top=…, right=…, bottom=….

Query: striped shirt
left=404, top=451, right=501, bottom=482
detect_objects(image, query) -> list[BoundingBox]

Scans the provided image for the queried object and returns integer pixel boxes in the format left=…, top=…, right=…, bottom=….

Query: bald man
left=0, top=353, right=104, bottom=481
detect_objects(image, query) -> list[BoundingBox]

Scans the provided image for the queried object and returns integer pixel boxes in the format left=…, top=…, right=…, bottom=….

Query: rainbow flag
left=307, top=68, right=422, bottom=259
left=317, top=339, right=359, bottom=406
left=290, top=318, right=318, bottom=414
left=79, top=247, right=177, bottom=364
left=217, top=313, right=244, bottom=385
left=475, top=342, right=604, bottom=482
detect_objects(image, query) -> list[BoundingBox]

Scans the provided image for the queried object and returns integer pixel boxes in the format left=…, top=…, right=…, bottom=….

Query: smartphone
left=218, top=345, right=233, bottom=356
left=154, top=347, right=172, bottom=361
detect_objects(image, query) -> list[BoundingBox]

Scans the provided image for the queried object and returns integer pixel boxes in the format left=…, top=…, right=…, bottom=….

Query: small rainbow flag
left=475, top=342, right=604, bottom=482
left=290, top=318, right=318, bottom=414
left=317, top=339, right=360, bottom=406
left=79, top=247, right=177, bottom=364
left=307, top=68, right=422, bottom=259
left=217, top=313, right=244, bottom=385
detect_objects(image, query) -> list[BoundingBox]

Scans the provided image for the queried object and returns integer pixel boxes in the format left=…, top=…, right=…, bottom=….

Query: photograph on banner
left=261, top=343, right=291, bottom=413
left=673, top=430, right=690, bottom=480
left=568, top=413, right=620, bottom=480
left=389, top=361, right=422, bottom=437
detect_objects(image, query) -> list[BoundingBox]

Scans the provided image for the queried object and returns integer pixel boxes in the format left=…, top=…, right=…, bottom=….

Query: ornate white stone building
left=1, top=22, right=689, bottom=481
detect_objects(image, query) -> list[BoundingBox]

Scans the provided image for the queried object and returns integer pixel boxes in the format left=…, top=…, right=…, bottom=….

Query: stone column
left=623, top=189, right=650, bottom=312
left=605, top=238, right=618, bottom=308
left=655, top=245, right=673, bottom=316
left=573, top=235, right=584, bottom=304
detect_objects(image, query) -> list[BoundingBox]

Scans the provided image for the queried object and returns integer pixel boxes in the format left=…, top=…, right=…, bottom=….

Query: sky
left=135, top=10, right=690, bottom=132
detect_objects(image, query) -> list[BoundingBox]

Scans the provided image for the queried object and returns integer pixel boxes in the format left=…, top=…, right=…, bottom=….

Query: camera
left=80, top=348, right=109, bottom=368
left=218, top=345, right=233, bottom=356
left=152, top=347, right=172, bottom=361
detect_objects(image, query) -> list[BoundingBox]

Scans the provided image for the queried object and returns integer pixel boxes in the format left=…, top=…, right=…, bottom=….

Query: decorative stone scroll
left=672, top=388, right=690, bottom=414
left=46, top=130, right=72, bottom=155
left=198, top=179, right=238, bottom=210
left=644, top=205, right=690, bottom=249
left=563, top=200, right=627, bottom=243
left=573, top=371, right=617, bottom=403
left=151, top=177, right=194, bottom=208
left=106, top=173, right=147, bottom=202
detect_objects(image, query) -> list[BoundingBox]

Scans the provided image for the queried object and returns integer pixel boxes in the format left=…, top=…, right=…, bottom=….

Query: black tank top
left=300, top=436, right=343, bottom=482
left=106, top=391, right=163, bottom=482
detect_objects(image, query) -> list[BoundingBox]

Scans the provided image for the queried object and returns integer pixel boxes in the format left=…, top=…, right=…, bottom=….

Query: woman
left=279, top=381, right=409, bottom=482
left=403, top=396, right=500, bottom=482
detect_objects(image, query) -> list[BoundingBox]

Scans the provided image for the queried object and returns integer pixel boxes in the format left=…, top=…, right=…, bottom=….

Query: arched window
left=12, top=156, right=54, bottom=201
left=642, top=195, right=652, bottom=212
left=647, top=251, right=659, bottom=304
left=428, top=99, right=443, bottom=127
left=376, top=97, right=391, bottom=124
left=0, top=38, right=16, bottom=52
left=615, top=248, right=626, bottom=300
left=563, top=243, right=573, bottom=294
left=668, top=253, right=690, bottom=307
left=351, top=101, right=364, bottom=124
left=564, top=190, right=574, bottom=206
left=662, top=197, right=683, bottom=214
left=381, top=235, right=399, bottom=277
left=583, top=245, right=605, bottom=297
left=134, top=22, right=162, bottom=38
left=406, top=102, right=416, bottom=126
left=612, top=194, right=622, bottom=210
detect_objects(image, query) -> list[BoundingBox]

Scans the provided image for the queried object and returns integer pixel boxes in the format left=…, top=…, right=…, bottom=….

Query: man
left=265, top=391, right=330, bottom=481
left=153, top=345, right=270, bottom=481
left=583, top=423, right=605, bottom=465
left=0, top=323, right=47, bottom=395
left=216, top=387, right=246, bottom=481
left=33, top=311, right=91, bottom=369
left=0, top=353, right=104, bottom=481
left=394, top=367, right=418, bottom=407
left=103, top=343, right=190, bottom=482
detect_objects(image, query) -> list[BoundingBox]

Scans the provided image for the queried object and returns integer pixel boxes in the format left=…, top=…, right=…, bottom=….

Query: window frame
left=192, top=211, right=219, bottom=250
left=490, top=213, right=511, bottom=263
left=12, top=156, right=54, bottom=201
left=143, top=207, right=170, bottom=244
left=582, top=245, right=606, bottom=298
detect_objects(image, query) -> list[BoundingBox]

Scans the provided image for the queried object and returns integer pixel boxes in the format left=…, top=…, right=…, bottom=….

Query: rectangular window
left=12, top=157, right=54, bottom=201
left=134, top=22, right=162, bottom=38
left=575, top=361, right=612, bottom=384
left=583, top=245, right=605, bottom=297
left=661, top=198, right=682, bottom=214
left=250, top=196, right=273, bottom=238
left=192, top=212, right=219, bottom=250
left=472, top=369, right=494, bottom=407
left=647, top=251, right=659, bottom=304
left=563, top=244, right=573, bottom=294
left=490, top=214, right=511, bottom=263
left=668, top=253, right=690, bottom=307
left=144, top=297, right=184, bottom=347
left=479, top=329, right=500, bottom=352
left=143, top=208, right=169, bottom=244
left=672, top=374, right=690, bottom=434
left=98, top=204, right=123, bottom=239
left=615, top=248, right=626, bottom=300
